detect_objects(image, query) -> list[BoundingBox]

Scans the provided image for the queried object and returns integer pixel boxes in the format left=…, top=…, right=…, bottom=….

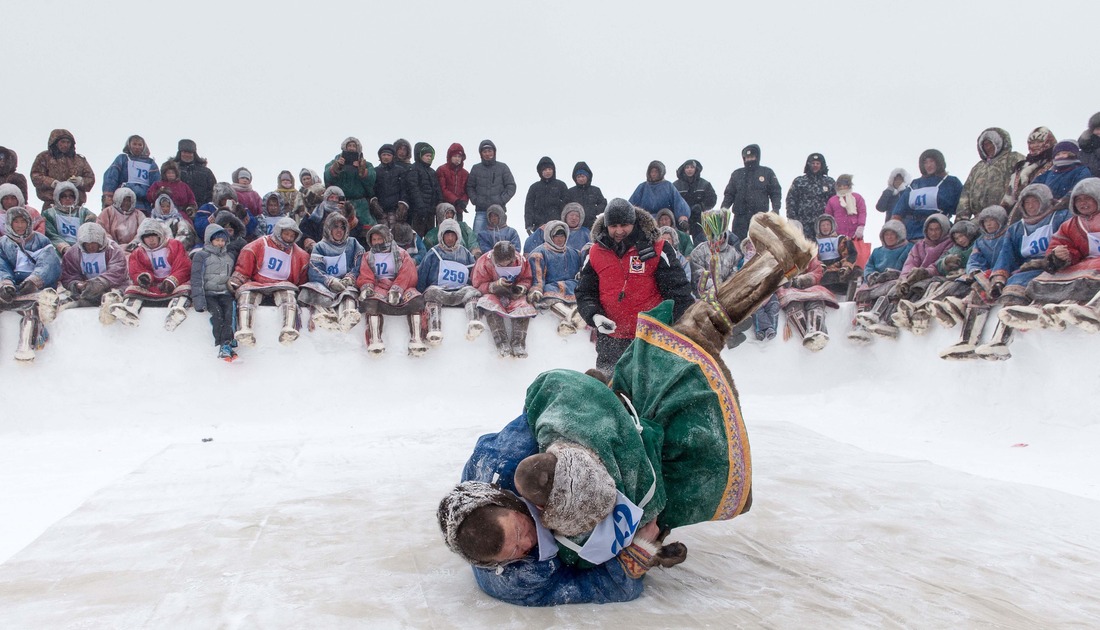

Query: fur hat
left=378, top=144, right=395, bottom=158
left=976, top=205, right=1008, bottom=234
left=212, top=182, right=238, bottom=206
left=273, top=216, right=301, bottom=240
left=645, top=160, right=666, bottom=180
left=835, top=174, right=853, bottom=189
left=657, top=225, right=680, bottom=247
left=815, top=214, right=837, bottom=237
left=177, top=139, right=197, bottom=154
left=436, top=202, right=457, bottom=224
left=394, top=138, right=412, bottom=157
left=0, top=182, right=26, bottom=207
left=539, top=442, right=618, bottom=537
left=438, top=219, right=462, bottom=249
left=918, top=149, right=946, bottom=176
left=392, top=222, right=416, bottom=247
left=1019, top=183, right=1054, bottom=224
left=367, top=224, right=393, bottom=251
left=53, top=180, right=79, bottom=205
left=923, top=214, right=951, bottom=241
left=1069, top=178, right=1100, bottom=217
left=340, top=137, right=361, bottom=152
left=322, top=212, right=349, bottom=243
left=605, top=198, right=636, bottom=226
left=880, top=219, right=907, bottom=244
left=948, top=219, right=980, bottom=245
left=486, top=204, right=507, bottom=226
left=492, top=240, right=516, bottom=265
left=437, top=481, right=530, bottom=568
left=561, top=202, right=584, bottom=224
left=75, top=222, right=108, bottom=251
left=4, top=206, right=32, bottom=238
left=654, top=207, right=676, bottom=227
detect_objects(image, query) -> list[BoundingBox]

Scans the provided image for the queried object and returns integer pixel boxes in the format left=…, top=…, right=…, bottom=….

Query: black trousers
left=207, top=294, right=236, bottom=346
left=594, top=333, right=633, bottom=376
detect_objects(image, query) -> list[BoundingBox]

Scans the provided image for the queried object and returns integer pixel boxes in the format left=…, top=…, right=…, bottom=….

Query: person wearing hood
left=190, top=224, right=240, bottom=360
left=1077, top=113, right=1100, bottom=177
left=774, top=220, right=837, bottom=352
left=174, top=139, right=216, bottom=207
left=875, top=168, right=911, bottom=215
left=659, top=226, right=693, bottom=287
left=393, top=223, right=427, bottom=266
left=824, top=174, right=866, bottom=241
left=628, top=161, right=691, bottom=231
left=228, top=216, right=310, bottom=347
left=895, top=220, right=980, bottom=335
left=274, top=170, right=305, bottom=221
left=0, top=146, right=29, bottom=202
left=1028, top=178, right=1100, bottom=332
left=110, top=218, right=192, bottom=331
left=527, top=220, right=585, bottom=336
left=193, top=182, right=254, bottom=247
left=848, top=220, right=913, bottom=344
left=95, top=187, right=142, bottom=250
left=0, top=184, right=46, bottom=238
left=477, top=204, right=522, bottom=254
left=418, top=217, right=483, bottom=345
left=856, top=214, right=952, bottom=339
left=150, top=193, right=198, bottom=251
left=103, top=134, right=160, bottom=212
left=256, top=191, right=290, bottom=238
left=738, top=237, right=781, bottom=341
left=576, top=199, right=694, bottom=375
left=356, top=224, right=427, bottom=356
left=1031, top=141, right=1093, bottom=213
left=472, top=240, right=537, bottom=358
left=405, top=142, right=443, bottom=237
left=298, top=168, right=322, bottom=197
left=812, top=213, right=859, bottom=299
left=325, top=137, right=377, bottom=229
left=437, top=143, right=471, bottom=222
left=230, top=167, right=263, bottom=216
left=956, top=128, right=1023, bottom=221
left=146, top=160, right=197, bottom=217
left=394, top=138, right=413, bottom=166
left=891, top=149, right=963, bottom=241
left=786, top=153, right=836, bottom=240
left=298, top=213, right=364, bottom=335
left=54, top=222, right=128, bottom=323
left=655, top=208, right=694, bottom=258
left=688, top=211, right=742, bottom=298
left=1005, top=126, right=1057, bottom=211
left=436, top=215, right=816, bottom=605
left=299, top=185, right=347, bottom=252
left=466, top=139, right=517, bottom=234
left=721, top=144, right=783, bottom=242
left=563, top=161, right=606, bottom=230
left=424, top=202, right=480, bottom=256
left=0, top=206, right=62, bottom=361
left=369, top=144, right=410, bottom=228
left=212, top=209, right=248, bottom=259
left=42, top=181, right=96, bottom=254
left=673, top=159, right=717, bottom=245
left=934, top=206, right=1011, bottom=359
left=30, top=129, right=96, bottom=209
left=523, top=156, right=568, bottom=235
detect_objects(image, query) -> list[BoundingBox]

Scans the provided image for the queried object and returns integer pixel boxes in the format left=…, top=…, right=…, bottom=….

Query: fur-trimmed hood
left=948, top=219, right=980, bottom=246
left=539, top=442, right=617, bottom=538
left=676, top=159, right=703, bottom=182
left=322, top=212, right=349, bottom=245
left=47, top=129, right=76, bottom=157
left=76, top=222, right=108, bottom=251
left=213, top=210, right=246, bottom=238
left=918, top=149, right=947, bottom=177
left=112, top=187, right=137, bottom=213
left=1018, top=183, right=1054, bottom=224
left=136, top=217, right=170, bottom=249
left=645, top=160, right=666, bottom=182
left=977, top=205, right=1009, bottom=236
left=4, top=206, right=33, bottom=241
left=815, top=214, right=837, bottom=238
left=435, top=202, right=457, bottom=225
left=880, top=219, right=907, bottom=244
left=212, top=182, right=238, bottom=206
left=151, top=193, right=181, bottom=220
left=486, top=204, right=509, bottom=227
left=121, top=134, right=150, bottom=158
left=0, top=183, right=26, bottom=207
left=1069, top=177, right=1100, bottom=217
left=437, top=480, right=529, bottom=568
left=923, top=214, right=951, bottom=244
left=261, top=191, right=286, bottom=217
left=541, top=220, right=569, bottom=253
left=886, top=168, right=911, bottom=190
left=591, top=206, right=659, bottom=247
left=977, top=127, right=1012, bottom=160
left=0, top=146, right=17, bottom=177
left=52, top=181, right=80, bottom=209
left=341, top=137, right=361, bottom=152
left=561, top=202, right=584, bottom=225
left=367, top=224, right=394, bottom=252
left=437, top=218, right=462, bottom=251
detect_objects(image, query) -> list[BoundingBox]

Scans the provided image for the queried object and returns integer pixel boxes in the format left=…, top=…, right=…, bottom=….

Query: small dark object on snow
left=202, top=437, right=213, bottom=443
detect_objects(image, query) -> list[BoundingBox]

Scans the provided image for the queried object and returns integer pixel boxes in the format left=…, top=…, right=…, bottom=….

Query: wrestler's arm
left=472, top=554, right=644, bottom=607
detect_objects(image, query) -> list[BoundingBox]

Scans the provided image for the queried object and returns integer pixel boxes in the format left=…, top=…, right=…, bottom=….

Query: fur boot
left=275, top=290, right=299, bottom=344
left=13, top=312, right=37, bottom=362
left=164, top=296, right=189, bottom=332
left=486, top=313, right=510, bottom=357
left=366, top=315, right=385, bottom=355
left=426, top=302, right=444, bottom=345
left=803, top=302, right=828, bottom=351
left=110, top=297, right=143, bottom=327
left=931, top=296, right=966, bottom=328
left=975, top=320, right=1014, bottom=360
left=407, top=312, right=428, bottom=356
left=337, top=297, right=361, bottom=333
left=1061, top=291, right=1100, bottom=333
left=939, top=305, right=988, bottom=360
left=37, top=288, right=61, bottom=324
left=510, top=317, right=530, bottom=358
left=99, top=290, right=123, bottom=325
left=997, top=303, right=1044, bottom=330
left=550, top=302, right=578, bottom=336
left=234, top=292, right=259, bottom=346
left=464, top=301, right=484, bottom=340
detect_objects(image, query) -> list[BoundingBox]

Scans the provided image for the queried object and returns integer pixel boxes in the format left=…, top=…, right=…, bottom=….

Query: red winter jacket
left=128, top=239, right=192, bottom=297
left=437, top=143, right=470, bottom=206
left=147, top=180, right=197, bottom=213
left=233, top=235, right=310, bottom=286
left=583, top=238, right=668, bottom=339
left=1049, top=215, right=1100, bottom=271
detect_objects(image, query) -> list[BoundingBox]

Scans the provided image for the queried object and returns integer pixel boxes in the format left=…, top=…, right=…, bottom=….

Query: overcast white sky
left=7, top=0, right=1098, bottom=236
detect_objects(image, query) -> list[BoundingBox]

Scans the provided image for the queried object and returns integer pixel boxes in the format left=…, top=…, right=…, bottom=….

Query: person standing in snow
left=405, top=143, right=443, bottom=237
left=956, top=128, right=1022, bottom=222
left=628, top=160, right=691, bottom=232
left=437, top=212, right=815, bottom=606
left=523, top=156, right=568, bottom=236
left=875, top=168, right=910, bottom=216
left=190, top=224, right=240, bottom=360
left=1077, top=113, right=1100, bottom=177
left=29, top=129, right=95, bottom=210
left=673, top=159, right=717, bottom=246
left=721, top=144, right=782, bottom=242
left=563, top=161, right=605, bottom=230
left=174, top=139, right=216, bottom=208
left=370, top=144, right=410, bottom=229
left=785, top=153, right=836, bottom=240
left=437, top=143, right=471, bottom=223
left=0, top=146, right=29, bottom=203
left=466, top=139, right=517, bottom=235
left=824, top=174, right=866, bottom=241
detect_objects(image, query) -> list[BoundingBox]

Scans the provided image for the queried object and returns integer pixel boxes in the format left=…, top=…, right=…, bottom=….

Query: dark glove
left=396, top=201, right=409, bottom=221
left=327, top=277, right=347, bottom=293
left=137, top=273, right=153, bottom=289
left=942, top=255, right=962, bottom=271
left=16, top=278, right=40, bottom=295
left=158, top=278, right=177, bottom=294
left=511, top=284, right=527, bottom=296
left=0, top=283, right=15, bottom=303
left=866, top=272, right=880, bottom=285
left=368, top=198, right=384, bottom=220
left=791, top=274, right=813, bottom=289
left=490, top=279, right=512, bottom=296
left=227, top=277, right=243, bottom=292
left=82, top=278, right=108, bottom=301
left=1046, top=254, right=1068, bottom=274
left=878, top=269, right=900, bottom=283
left=990, top=281, right=1005, bottom=299
left=654, top=542, right=688, bottom=568
left=528, top=289, right=543, bottom=304
left=454, top=200, right=468, bottom=213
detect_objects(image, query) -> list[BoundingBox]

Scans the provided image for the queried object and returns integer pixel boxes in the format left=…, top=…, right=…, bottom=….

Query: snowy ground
left=0, top=305, right=1097, bottom=628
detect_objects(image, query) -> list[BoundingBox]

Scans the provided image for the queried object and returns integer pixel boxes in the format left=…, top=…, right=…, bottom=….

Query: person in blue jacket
left=102, top=135, right=160, bottom=213
left=892, top=149, right=963, bottom=241
left=629, top=161, right=691, bottom=231
left=1032, top=140, right=1092, bottom=211
left=0, top=206, right=62, bottom=361
left=476, top=204, right=522, bottom=254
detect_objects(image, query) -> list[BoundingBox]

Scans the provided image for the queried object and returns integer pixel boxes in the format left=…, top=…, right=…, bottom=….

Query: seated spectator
left=256, top=191, right=290, bottom=238
left=424, top=202, right=480, bottom=257
left=96, top=188, right=142, bottom=250
left=523, top=203, right=593, bottom=255
left=51, top=222, right=128, bottom=324
left=628, top=161, right=691, bottom=232
left=298, top=186, right=346, bottom=252
left=190, top=224, right=240, bottom=360
left=212, top=210, right=247, bottom=259
left=228, top=217, right=310, bottom=347
left=150, top=193, right=198, bottom=251
left=0, top=206, right=62, bottom=361
left=739, top=237, right=780, bottom=341
left=477, top=204, right=521, bottom=254
left=1033, top=140, right=1092, bottom=210
left=194, top=182, right=255, bottom=243
left=1006, top=126, right=1056, bottom=216
left=563, top=161, right=605, bottom=230
left=393, top=223, right=427, bottom=266
left=356, top=224, right=426, bottom=356
left=0, top=183, right=46, bottom=237
left=437, top=143, right=470, bottom=222
left=298, top=168, right=322, bottom=196
left=275, top=170, right=305, bottom=221
left=895, top=220, right=979, bottom=335
left=102, top=134, right=159, bottom=213
left=231, top=167, right=263, bottom=216
left=891, top=150, right=963, bottom=241
left=1032, top=178, right=1100, bottom=331
left=417, top=218, right=483, bottom=344
left=146, top=160, right=197, bottom=218
left=298, top=213, right=364, bottom=334
left=109, top=218, right=192, bottom=331
left=524, top=157, right=567, bottom=235
left=847, top=220, right=913, bottom=344
left=473, top=241, right=536, bottom=358
left=325, top=137, right=377, bottom=228
left=656, top=208, right=694, bottom=257
left=658, top=226, right=693, bottom=287
left=813, top=214, right=859, bottom=299
left=42, top=182, right=95, bottom=254
left=30, top=128, right=95, bottom=210
left=528, top=220, right=585, bottom=336
left=1077, top=113, right=1100, bottom=176
left=775, top=221, right=837, bottom=351
left=956, top=128, right=1022, bottom=222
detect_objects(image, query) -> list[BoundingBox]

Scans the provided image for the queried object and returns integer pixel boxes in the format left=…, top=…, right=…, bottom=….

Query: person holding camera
left=325, top=137, right=377, bottom=229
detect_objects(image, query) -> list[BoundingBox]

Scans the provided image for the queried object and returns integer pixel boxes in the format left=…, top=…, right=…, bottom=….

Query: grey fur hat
left=539, top=442, right=618, bottom=537
left=605, top=198, right=636, bottom=226
left=437, top=481, right=529, bottom=568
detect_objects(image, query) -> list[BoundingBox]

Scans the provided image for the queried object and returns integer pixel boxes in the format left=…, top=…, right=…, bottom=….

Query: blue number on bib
left=82, top=261, right=100, bottom=274
left=326, top=264, right=340, bottom=275
left=441, top=269, right=466, bottom=283
left=137, top=168, right=148, bottom=180
left=609, top=504, right=638, bottom=555
left=913, top=194, right=927, bottom=207
left=267, top=258, right=284, bottom=271
left=152, top=257, right=167, bottom=271
left=374, top=262, right=388, bottom=276
left=62, top=222, right=77, bottom=237
left=1029, top=237, right=1049, bottom=256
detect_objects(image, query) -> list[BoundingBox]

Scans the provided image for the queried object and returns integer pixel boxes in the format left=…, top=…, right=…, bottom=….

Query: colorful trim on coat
left=634, top=312, right=752, bottom=521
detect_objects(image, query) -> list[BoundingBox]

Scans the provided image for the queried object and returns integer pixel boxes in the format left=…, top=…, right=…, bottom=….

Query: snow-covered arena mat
left=1, top=305, right=1098, bottom=627
left=0, top=424, right=1097, bottom=628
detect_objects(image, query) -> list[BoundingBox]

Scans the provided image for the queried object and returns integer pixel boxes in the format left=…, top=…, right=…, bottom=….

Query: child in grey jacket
left=190, top=223, right=238, bottom=360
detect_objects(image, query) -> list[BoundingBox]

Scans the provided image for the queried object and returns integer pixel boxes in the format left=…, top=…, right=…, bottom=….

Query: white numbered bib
left=435, top=258, right=469, bottom=290
left=127, top=158, right=151, bottom=186
left=1086, top=228, right=1100, bottom=259
left=259, top=245, right=292, bottom=282
left=80, top=251, right=106, bottom=278
left=372, top=252, right=396, bottom=280
left=259, top=215, right=277, bottom=236
left=147, top=247, right=172, bottom=279
left=15, top=249, right=35, bottom=274
left=909, top=178, right=945, bottom=212
left=54, top=214, right=81, bottom=243
left=816, top=236, right=840, bottom=262
left=553, top=491, right=643, bottom=565
left=1020, top=222, right=1053, bottom=258
left=321, top=253, right=347, bottom=277
left=495, top=263, right=522, bottom=282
